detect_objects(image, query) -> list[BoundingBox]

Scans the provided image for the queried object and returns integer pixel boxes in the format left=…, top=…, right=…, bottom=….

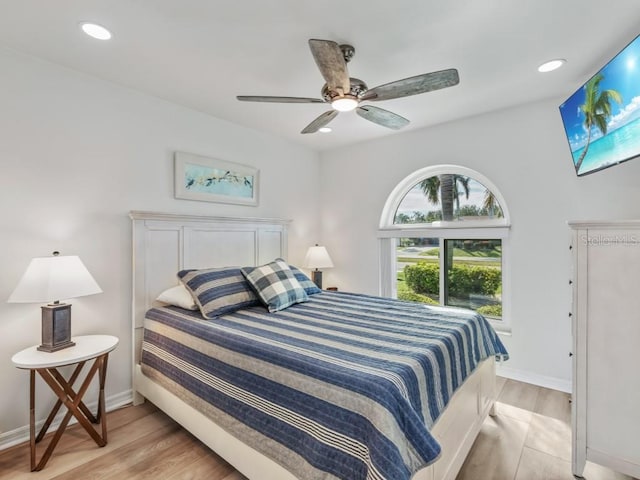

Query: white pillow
left=156, top=284, right=198, bottom=311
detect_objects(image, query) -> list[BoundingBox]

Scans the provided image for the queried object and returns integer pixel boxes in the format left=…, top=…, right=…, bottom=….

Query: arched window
left=379, top=165, right=510, bottom=330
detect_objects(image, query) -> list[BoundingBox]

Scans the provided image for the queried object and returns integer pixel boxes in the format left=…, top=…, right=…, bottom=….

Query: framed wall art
left=174, top=151, right=259, bottom=206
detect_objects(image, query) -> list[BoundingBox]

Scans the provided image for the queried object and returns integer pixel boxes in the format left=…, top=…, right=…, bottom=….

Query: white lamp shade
left=8, top=254, right=102, bottom=304
left=303, top=246, right=334, bottom=269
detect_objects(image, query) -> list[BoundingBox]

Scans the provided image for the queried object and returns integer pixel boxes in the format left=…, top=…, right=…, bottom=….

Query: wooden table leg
left=29, top=353, right=109, bottom=471
left=36, top=362, right=88, bottom=442
left=29, top=370, right=35, bottom=472
left=50, top=363, right=98, bottom=423
left=99, top=354, right=109, bottom=441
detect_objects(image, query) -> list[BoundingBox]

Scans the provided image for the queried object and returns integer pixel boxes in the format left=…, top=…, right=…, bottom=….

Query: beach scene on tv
left=560, top=34, right=640, bottom=176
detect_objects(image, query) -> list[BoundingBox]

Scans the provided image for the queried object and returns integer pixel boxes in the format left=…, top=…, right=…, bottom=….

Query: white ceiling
left=1, top=0, right=640, bottom=152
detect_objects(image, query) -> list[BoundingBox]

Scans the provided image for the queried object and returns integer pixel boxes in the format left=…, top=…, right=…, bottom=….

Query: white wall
left=319, top=99, right=640, bottom=390
left=0, top=47, right=320, bottom=440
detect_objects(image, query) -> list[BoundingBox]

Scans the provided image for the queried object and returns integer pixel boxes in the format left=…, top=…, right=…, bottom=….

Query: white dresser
left=569, top=221, right=640, bottom=478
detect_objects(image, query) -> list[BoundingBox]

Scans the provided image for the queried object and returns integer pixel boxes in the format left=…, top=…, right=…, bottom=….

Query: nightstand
left=11, top=335, right=118, bottom=471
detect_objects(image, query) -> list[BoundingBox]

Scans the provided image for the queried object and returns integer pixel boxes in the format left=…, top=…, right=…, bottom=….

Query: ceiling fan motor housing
left=321, top=77, right=368, bottom=103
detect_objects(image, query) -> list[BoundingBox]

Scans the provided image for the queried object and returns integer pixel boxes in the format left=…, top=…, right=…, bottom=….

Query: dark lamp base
left=39, top=303, right=75, bottom=352
left=311, top=270, right=323, bottom=290
left=37, top=340, right=76, bottom=352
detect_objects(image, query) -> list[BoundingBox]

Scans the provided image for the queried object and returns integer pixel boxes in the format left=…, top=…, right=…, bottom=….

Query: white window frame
left=378, top=165, right=511, bottom=332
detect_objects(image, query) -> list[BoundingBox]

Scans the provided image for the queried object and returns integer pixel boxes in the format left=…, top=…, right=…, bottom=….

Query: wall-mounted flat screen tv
left=559, top=33, right=640, bottom=176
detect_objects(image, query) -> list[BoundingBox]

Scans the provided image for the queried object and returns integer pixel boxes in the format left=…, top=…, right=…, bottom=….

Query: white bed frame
left=130, top=211, right=497, bottom=480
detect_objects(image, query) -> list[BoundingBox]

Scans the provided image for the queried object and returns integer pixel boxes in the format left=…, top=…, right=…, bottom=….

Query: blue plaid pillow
left=241, top=259, right=308, bottom=312
left=289, top=264, right=321, bottom=295
left=178, top=267, right=260, bottom=319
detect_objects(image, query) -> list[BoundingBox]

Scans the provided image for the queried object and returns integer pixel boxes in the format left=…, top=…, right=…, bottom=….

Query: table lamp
left=8, top=251, right=102, bottom=352
left=303, top=244, right=334, bottom=289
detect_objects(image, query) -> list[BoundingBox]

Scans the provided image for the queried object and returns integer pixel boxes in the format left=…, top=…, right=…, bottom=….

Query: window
left=394, top=174, right=504, bottom=224
left=379, top=165, right=510, bottom=330
left=397, top=238, right=503, bottom=319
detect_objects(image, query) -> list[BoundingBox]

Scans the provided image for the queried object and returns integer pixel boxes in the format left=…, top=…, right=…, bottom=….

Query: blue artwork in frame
left=174, top=151, right=259, bottom=206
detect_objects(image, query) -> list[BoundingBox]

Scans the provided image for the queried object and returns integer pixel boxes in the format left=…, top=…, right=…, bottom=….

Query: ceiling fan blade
left=237, top=95, right=324, bottom=104
left=301, top=110, right=339, bottom=134
left=356, top=105, right=409, bottom=130
left=308, top=39, right=350, bottom=95
left=362, top=69, right=459, bottom=101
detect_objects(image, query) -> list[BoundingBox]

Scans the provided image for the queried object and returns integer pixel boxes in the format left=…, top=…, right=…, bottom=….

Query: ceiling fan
left=237, top=39, right=459, bottom=134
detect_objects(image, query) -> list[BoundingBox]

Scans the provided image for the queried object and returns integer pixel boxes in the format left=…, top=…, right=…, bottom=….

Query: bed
left=130, top=211, right=508, bottom=480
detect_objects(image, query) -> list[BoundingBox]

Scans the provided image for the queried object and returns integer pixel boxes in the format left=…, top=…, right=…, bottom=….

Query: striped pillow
left=178, top=267, right=260, bottom=319
left=241, top=259, right=309, bottom=312
left=289, top=264, right=321, bottom=295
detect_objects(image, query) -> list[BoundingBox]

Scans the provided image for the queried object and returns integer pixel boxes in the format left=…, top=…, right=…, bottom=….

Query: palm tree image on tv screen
left=560, top=33, right=640, bottom=176
left=574, top=74, right=622, bottom=172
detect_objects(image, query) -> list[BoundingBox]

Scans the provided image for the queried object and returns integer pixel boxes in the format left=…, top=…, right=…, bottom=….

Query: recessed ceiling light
left=319, top=127, right=332, bottom=133
left=80, top=22, right=112, bottom=40
left=538, top=59, right=566, bottom=73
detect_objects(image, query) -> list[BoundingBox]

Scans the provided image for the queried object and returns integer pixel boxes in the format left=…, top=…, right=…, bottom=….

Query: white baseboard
left=496, top=364, right=572, bottom=393
left=0, top=389, right=133, bottom=452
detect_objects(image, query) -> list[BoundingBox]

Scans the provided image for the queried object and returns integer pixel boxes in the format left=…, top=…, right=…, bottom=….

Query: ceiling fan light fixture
left=331, top=96, right=358, bottom=112
left=319, top=127, right=332, bottom=133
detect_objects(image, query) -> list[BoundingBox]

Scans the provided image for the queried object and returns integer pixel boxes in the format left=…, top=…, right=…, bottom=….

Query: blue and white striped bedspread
left=141, top=291, right=508, bottom=480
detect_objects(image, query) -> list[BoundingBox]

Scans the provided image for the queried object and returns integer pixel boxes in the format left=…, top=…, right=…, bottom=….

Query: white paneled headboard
left=129, top=211, right=290, bottom=368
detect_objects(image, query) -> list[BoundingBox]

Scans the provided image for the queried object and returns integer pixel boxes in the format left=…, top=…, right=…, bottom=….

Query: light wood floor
left=0, top=377, right=636, bottom=480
